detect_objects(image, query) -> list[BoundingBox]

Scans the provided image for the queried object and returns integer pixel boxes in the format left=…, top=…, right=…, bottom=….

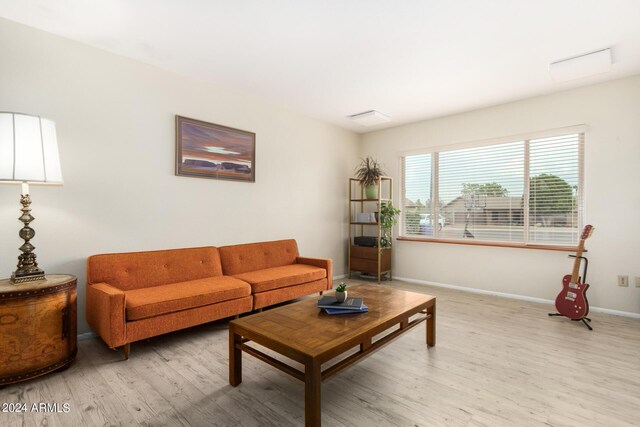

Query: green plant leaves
left=355, top=156, right=385, bottom=187
left=379, top=201, right=401, bottom=248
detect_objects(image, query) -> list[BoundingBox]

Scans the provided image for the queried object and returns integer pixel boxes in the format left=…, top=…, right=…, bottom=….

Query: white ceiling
left=2, top=1, right=640, bottom=133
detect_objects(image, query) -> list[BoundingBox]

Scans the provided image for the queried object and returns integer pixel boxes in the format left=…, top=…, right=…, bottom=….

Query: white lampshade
left=0, top=112, right=63, bottom=185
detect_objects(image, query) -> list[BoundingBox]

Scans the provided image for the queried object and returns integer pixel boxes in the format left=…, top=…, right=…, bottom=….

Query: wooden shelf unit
left=348, top=176, right=393, bottom=283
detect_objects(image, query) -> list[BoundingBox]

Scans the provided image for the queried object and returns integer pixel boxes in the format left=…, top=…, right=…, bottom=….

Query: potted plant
left=335, top=282, right=347, bottom=303
left=355, top=156, right=384, bottom=199
left=379, top=201, right=401, bottom=248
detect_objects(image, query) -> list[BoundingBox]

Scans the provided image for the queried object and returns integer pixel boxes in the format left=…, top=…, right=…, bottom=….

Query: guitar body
left=555, top=274, right=590, bottom=320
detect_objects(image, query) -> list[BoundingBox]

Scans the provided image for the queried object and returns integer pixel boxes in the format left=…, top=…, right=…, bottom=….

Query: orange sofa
left=218, top=239, right=332, bottom=310
left=86, top=240, right=332, bottom=358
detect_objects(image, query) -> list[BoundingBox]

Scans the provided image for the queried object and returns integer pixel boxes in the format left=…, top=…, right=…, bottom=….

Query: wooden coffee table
left=229, top=284, right=436, bottom=426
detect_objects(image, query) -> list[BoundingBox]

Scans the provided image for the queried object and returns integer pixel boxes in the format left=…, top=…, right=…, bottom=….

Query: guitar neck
left=570, top=240, right=585, bottom=283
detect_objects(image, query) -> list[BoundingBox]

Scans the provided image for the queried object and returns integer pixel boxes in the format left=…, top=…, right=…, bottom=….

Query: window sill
left=397, top=236, right=581, bottom=252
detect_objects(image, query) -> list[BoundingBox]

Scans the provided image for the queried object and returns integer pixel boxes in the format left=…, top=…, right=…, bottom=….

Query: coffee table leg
left=426, top=301, right=436, bottom=347
left=305, top=359, right=321, bottom=427
left=229, top=327, right=242, bottom=386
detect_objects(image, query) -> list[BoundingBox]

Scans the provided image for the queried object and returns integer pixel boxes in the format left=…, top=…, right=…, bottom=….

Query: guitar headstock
left=581, top=224, right=594, bottom=240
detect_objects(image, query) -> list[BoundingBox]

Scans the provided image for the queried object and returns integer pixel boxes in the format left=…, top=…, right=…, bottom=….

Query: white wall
left=362, top=76, right=640, bottom=315
left=0, top=18, right=359, bottom=333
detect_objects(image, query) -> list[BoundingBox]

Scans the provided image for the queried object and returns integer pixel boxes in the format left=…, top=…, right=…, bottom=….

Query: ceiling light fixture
left=549, top=48, right=612, bottom=83
left=348, top=110, right=391, bottom=126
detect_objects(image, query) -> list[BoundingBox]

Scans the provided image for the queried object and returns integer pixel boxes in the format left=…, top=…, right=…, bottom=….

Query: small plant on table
left=335, top=282, right=347, bottom=303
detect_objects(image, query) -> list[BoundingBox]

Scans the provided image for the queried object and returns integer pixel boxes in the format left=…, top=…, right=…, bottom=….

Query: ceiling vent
left=348, top=110, right=391, bottom=126
left=549, top=48, right=612, bottom=82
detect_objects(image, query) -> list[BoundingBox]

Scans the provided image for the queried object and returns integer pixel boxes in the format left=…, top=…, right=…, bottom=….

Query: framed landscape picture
left=175, top=115, right=256, bottom=182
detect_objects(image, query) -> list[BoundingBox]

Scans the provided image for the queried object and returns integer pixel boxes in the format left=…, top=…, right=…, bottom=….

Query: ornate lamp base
left=11, top=270, right=46, bottom=284
left=10, top=192, right=46, bottom=285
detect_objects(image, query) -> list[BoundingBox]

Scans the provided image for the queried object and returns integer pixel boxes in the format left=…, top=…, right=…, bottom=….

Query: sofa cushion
left=88, top=246, right=223, bottom=291
left=233, top=264, right=326, bottom=293
left=124, top=276, right=251, bottom=321
left=219, top=239, right=299, bottom=276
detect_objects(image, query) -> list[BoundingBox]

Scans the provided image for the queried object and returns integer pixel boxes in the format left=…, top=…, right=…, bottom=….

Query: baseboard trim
left=588, top=306, right=640, bottom=319
left=394, top=276, right=640, bottom=319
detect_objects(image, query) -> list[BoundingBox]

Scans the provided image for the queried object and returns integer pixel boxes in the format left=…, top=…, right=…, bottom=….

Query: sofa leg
left=319, top=291, right=323, bottom=296
left=258, top=308, right=263, bottom=313
left=122, top=343, right=130, bottom=360
left=234, top=314, right=239, bottom=319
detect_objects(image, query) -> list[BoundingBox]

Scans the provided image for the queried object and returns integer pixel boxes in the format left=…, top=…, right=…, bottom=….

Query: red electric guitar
left=554, top=225, right=594, bottom=322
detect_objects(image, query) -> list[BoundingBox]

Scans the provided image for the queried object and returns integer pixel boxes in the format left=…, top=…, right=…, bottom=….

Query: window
left=401, top=131, right=584, bottom=247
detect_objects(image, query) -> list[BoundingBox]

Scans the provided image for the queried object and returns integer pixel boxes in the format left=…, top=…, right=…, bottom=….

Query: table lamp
left=0, top=112, right=63, bottom=284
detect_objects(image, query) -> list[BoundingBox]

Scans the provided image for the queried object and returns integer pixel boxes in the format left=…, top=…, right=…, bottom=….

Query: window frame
left=398, top=125, right=585, bottom=251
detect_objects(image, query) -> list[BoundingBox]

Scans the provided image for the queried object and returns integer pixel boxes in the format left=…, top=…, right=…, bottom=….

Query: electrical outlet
left=635, top=277, right=640, bottom=288
left=618, top=275, right=629, bottom=287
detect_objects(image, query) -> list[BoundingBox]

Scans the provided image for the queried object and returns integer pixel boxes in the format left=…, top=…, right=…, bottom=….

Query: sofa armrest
left=86, top=283, right=126, bottom=348
left=296, top=257, right=333, bottom=290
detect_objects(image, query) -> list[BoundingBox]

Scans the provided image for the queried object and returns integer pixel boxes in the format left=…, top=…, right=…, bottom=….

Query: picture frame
left=175, top=115, right=256, bottom=182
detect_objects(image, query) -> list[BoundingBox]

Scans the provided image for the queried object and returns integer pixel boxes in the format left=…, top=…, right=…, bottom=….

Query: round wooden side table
left=0, top=274, right=77, bottom=386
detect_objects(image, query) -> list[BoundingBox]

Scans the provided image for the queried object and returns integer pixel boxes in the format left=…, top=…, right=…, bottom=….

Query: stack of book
left=317, top=295, right=368, bottom=315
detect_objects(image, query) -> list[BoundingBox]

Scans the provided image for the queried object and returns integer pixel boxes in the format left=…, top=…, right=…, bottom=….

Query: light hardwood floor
left=2, top=279, right=640, bottom=426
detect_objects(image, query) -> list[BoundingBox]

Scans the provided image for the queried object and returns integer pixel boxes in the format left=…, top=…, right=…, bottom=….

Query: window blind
left=401, top=132, right=584, bottom=246
left=402, top=153, right=433, bottom=236
left=528, top=134, right=582, bottom=245
left=438, top=141, right=525, bottom=242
